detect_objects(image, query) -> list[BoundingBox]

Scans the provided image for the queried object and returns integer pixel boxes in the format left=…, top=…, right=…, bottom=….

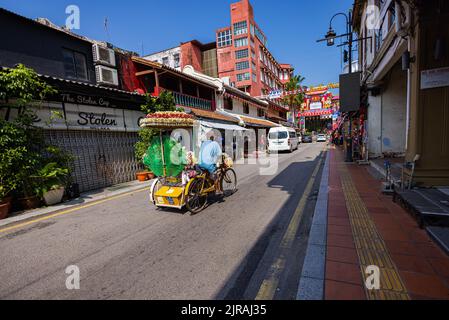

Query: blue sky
left=1, top=0, right=353, bottom=88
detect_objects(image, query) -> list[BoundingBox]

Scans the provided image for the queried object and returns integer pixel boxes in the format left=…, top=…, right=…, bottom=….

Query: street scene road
left=0, top=143, right=326, bottom=300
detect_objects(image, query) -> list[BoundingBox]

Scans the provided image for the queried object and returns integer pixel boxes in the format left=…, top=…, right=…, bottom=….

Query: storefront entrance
left=44, top=130, right=141, bottom=193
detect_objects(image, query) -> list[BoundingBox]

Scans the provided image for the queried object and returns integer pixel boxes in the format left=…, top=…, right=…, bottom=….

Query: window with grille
left=236, top=72, right=250, bottom=82
left=236, top=61, right=249, bottom=71
left=233, top=21, right=248, bottom=36
left=173, top=53, right=180, bottom=68
left=235, top=49, right=249, bottom=59
left=234, top=37, right=248, bottom=48
left=217, top=29, right=232, bottom=47
left=62, top=49, right=88, bottom=81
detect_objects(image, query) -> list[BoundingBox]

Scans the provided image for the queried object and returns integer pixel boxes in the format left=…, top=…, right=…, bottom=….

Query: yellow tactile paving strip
left=338, top=164, right=410, bottom=300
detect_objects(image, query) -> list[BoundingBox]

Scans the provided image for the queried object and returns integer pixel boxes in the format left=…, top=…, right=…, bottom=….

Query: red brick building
left=216, top=0, right=294, bottom=97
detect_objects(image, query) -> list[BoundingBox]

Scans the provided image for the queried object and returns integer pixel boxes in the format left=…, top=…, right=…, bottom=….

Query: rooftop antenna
left=104, top=17, right=110, bottom=42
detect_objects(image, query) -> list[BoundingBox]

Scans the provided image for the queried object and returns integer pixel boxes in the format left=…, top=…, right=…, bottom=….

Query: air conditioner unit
left=92, top=43, right=116, bottom=67
left=95, top=65, right=118, bottom=86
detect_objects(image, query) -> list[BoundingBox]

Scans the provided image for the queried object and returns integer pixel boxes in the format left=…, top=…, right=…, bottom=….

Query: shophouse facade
left=0, top=8, right=148, bottom=193
left=353, top=0, right=449, bottom=186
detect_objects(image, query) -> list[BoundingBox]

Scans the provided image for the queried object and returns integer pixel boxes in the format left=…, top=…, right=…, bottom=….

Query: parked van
left=268, top=126, right=299, bottom=153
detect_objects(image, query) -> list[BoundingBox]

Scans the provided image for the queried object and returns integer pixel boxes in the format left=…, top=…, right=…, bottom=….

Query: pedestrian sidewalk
left=324, top=146, right=449, bottom=300
left=0, top=179, right=152, bottom=229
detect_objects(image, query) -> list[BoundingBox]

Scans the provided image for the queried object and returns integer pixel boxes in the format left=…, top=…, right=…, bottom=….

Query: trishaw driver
left=199, top=135, right=223, bottom=192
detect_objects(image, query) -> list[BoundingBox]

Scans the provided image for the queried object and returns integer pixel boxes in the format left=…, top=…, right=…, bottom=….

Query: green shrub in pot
left=31, top=162, right=69, bottom=205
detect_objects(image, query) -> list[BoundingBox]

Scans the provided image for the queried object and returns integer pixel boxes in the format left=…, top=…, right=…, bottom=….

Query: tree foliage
left=282, top=74, right=306, bottom=113
left=0, top=64, right=57, bottom=107
left=0, top=64, right=70, bottom=200
left=135, top=91, right=183, bottom=162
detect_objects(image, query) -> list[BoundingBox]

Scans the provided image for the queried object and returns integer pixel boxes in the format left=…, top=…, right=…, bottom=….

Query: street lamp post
left=317, top=10, right=355, bottom=162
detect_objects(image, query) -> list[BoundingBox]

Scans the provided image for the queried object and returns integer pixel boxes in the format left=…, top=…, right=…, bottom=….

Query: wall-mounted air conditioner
left=95, top=65, right=118, bottom=86
left=92, top=43, right=116, bottom=67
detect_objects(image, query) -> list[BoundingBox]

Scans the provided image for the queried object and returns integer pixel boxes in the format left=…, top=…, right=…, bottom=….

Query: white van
left=268, top=126, right=299, bottom=153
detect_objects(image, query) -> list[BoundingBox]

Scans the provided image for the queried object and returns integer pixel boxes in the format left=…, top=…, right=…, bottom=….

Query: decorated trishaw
left=139, top=111, right=237, bottom=214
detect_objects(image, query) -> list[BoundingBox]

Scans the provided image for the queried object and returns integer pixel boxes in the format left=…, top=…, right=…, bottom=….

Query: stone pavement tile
left=297, top=277, right=324, bottom=300
left=427, top=258, right=449, bottom=278
left=407, top=229, right=436, bottom=244
left=377, top=227, right=410, bottom=242
left=328, top=206, right=349, bottom=218
left=327, top=233, right=355, bottom=249
left=400, top=271, right=449, bottom=299
left=327, top=224, right=352, bottom=236
left=328, top=217, right=351, bottom=227
left=326, top=260, right=363, bottom=286
left=371, top=214, right=401, bottom=228
left=301, top=244, right=326, bottom=279
left=367, top=206, right=391, bottom=215
left=325, top=280, right=366, bottom=300
left=391, top=253, right=436, bottom=275
left=384, top=240, right=421, bottom=256
left=415, top=243, right=448, bottom=259
left=308, top=224, right=327, bottom=246
left=327, top=245, right=359, bottom=264
left=426, top=258, right=449, bottom=279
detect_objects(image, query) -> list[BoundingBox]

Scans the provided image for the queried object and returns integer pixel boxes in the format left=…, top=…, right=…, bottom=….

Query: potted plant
left=136, top=171, right=150, bottom=182
left=32, top=162, right=69, bottom=206
left=0, top=186, right=13, bottom=220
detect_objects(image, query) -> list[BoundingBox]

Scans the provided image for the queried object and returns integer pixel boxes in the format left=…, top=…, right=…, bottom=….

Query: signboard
left=309, top=102, right=322, bottom=110
left=421, top=67, right=449, bottom=90
left=65, top=104, right=125, bottom=131
left=268, top=90, right=282, bottom=99
left=124, top=109, right=146, bottom=132
left=339, top=72, right=361, bottom=112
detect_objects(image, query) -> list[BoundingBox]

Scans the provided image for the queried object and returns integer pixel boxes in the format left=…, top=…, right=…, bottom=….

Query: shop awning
left=240, top=116, right=280, bottom=128
left=200, top=120, right=248, bottom=131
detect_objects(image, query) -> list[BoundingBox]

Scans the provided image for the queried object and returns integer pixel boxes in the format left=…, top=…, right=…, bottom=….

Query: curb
left=296, top=150, right=330, bottom=300
left=0, top=180, right=152, bottom=229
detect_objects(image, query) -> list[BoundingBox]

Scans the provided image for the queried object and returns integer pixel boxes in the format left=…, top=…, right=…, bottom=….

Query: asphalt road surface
left=0, top=142, right=327, bottom=300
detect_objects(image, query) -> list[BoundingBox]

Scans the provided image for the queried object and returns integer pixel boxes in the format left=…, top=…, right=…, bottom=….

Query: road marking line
left=0, top=187, right=150, bottom=234
left=255, top=149, right=325, bottom=300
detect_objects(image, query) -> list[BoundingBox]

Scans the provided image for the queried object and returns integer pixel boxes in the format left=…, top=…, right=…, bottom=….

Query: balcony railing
left=161, top=88, right=213, bottom=111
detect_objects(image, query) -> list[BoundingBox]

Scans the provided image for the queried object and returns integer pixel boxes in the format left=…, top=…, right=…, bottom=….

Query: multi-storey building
left=143, top=40, right=218, bottom=78
left=216, top=0, right=293, bottom=97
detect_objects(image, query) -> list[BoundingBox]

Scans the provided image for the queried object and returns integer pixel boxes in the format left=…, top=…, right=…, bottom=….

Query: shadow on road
left=214, top=151, right=326, bottom=300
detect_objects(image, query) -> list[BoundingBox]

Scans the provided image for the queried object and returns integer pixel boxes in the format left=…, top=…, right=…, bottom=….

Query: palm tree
left=282, top=74, right=305, bottom=127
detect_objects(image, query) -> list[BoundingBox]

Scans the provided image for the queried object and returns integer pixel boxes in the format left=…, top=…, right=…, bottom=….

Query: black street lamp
left=317, top=11, right=353, bottom=72
left=317, top=11, right=358, bottom=162
left=325, top=27, right=337, bottom=47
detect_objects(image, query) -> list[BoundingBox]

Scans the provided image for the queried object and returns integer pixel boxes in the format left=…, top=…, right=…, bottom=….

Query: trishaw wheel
left=221, top=168, right=237, bottom=197
left=186, top=178, right=208, bottom=215
left=150, top=178, right=162, bottom=205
